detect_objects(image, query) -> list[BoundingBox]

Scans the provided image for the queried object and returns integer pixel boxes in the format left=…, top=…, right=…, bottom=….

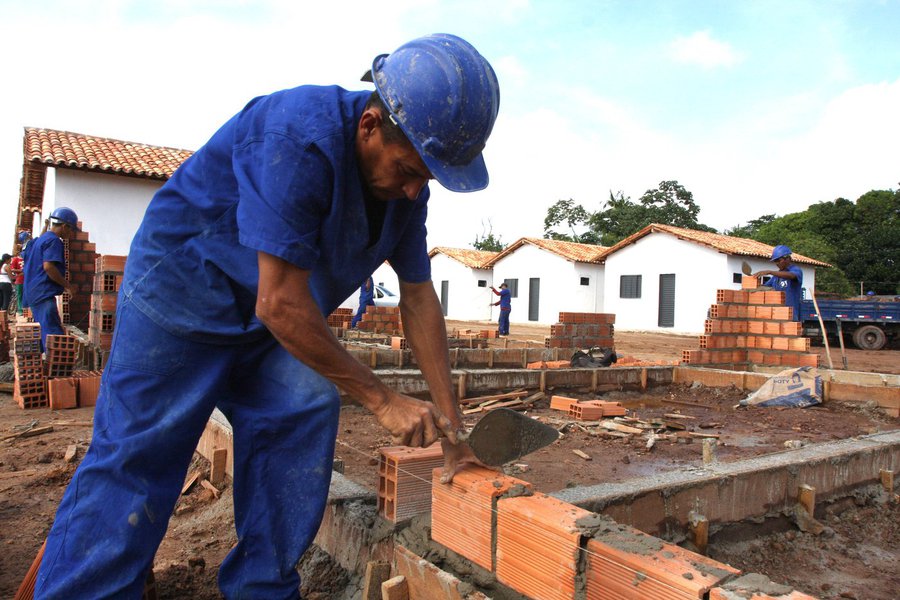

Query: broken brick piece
left=48, top=377, right=78, bottom=410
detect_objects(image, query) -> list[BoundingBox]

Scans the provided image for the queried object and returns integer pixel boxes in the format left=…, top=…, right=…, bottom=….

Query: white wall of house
left=429, top=254, right=493, bottom=320
left=604, top=234, right=820, bottom=333
left=491, top=244, right=605, bottom=325
left=42, top=169, right=162, bottom=256
left=604, top=235, right=724, bottom=333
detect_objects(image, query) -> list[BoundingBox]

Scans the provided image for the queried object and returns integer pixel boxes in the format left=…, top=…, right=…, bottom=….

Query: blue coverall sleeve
left=387, top=193, right=431, bottom=284
left=234, top=132, right=333, bottom=270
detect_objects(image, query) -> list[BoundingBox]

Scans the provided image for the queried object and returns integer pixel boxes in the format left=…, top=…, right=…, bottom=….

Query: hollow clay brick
left=431, top=466, right=532, bottom=572
left=378, top=444, right=444, bottom=523
left=585, top=522, right=740, bottom=599
left=496, top=492, right=591, bottom=600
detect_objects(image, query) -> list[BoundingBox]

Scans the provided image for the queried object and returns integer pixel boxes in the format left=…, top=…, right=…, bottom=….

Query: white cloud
left=670, top=30, right=742, bottom=69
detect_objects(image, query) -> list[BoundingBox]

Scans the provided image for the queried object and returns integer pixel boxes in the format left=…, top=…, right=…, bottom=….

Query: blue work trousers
left=36, top=298, right=341, bottom=599
left=31, top=297, right=64, bottom=351
left=498, top=308, right=510, bottom=336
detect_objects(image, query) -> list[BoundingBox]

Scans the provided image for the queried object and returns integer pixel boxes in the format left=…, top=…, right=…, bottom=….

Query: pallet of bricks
left=356, top=305, right=402, bottom=334
left=682, top=274, right=819, bottom=370
left=544, top=311, right=615, bottom=349
left=326, top=307, right=353, bottom=336
left=89, top=255, right=126, bottom=368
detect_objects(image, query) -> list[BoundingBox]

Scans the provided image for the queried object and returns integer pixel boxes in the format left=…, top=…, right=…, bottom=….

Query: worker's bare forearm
left=398, top=281, right=462, bottom=428
left=43, top=262, right=69, bottom=289
left=256, top=252, right=390, bottom=413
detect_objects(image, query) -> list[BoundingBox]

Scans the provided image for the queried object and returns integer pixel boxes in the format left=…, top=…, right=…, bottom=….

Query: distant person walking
left=490, top=282, right=511, bottom=336
left=351, top=276, right=375, bottom=328
left=752, top=245, right=803, bottom=322
left=0, top=253, right=13, bottom=312
left=11, top=231, right=30, bottom=314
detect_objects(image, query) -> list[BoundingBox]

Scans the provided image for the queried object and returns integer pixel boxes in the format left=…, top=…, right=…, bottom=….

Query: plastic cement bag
left=740, top=367, right=823, bottom=408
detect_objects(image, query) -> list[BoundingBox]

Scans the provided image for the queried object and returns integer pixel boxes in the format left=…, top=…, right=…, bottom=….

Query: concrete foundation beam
left=553, top=430, right=900, bottom=541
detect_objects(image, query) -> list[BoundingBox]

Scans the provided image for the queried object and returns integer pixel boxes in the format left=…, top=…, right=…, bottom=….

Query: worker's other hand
left=439, top=438, right=495, bottom=484
left=66, top=283, right=77, bottom=296
left=751, top=271, right=768, bottom=278
left=371, top=392, right=457, bottom=448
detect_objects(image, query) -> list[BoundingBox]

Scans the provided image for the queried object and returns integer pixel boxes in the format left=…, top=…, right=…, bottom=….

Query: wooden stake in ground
left=810, top=294, right=833, bottom=370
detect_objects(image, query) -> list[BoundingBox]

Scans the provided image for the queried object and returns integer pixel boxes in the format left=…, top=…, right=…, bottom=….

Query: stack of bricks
left=550, top=395, right=627, bottom=420
left=13, top=323, right=46, bottom=409
left=681, top=276, right=818, bottom=370
left=61, top=221, right=100, bottom=327
left=356, top=305, right=402, bottom=334
left=544, top=312, right=615, bottom=349
left=45, top=334, right=80, bottom=410
left=377, top=444, right=445, bottom=523
left=71, top=369, right=103, bottom=408
left=89, top=255, right=126, bottom=352
left=429, top=467, right=760, bottom=600
left=326, top=307, right=353, bottom=333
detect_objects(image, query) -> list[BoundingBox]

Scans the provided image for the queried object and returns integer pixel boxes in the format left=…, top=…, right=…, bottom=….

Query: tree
left=542, top=199, right=601, bottom=244
left=472, top=220, right=506, bottom=252
left=588, top=191, right=652, bottom=246
left=638, top=180, right=705, bottom=228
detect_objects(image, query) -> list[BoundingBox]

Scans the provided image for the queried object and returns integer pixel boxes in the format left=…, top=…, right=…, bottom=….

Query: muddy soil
left=1, top=321, right=897, bottom=599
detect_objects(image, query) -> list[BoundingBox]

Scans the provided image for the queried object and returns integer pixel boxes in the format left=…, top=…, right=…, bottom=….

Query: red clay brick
left=48, top=377, right=78, bottom=410
left=496, top=492, right=590, bottom=600
left=431, top=466, right=531, bottom=572
left=378, top=444, right=444, bottom=523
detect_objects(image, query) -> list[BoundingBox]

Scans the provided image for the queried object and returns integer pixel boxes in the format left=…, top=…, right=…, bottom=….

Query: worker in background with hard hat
left=752, top=245, right=804, bottom=321
left=37, top=33, right=499, bottom=599
left=22, top=207, right=79, bottom=350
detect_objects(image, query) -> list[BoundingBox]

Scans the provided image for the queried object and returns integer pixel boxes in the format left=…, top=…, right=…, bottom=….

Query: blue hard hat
left=365, top=34, right=500, bottom=193
left=50, top=206, right=80, bottom=231
left=17, top=231, right=31, bottom=243
left=770, top=245, right=792, bottom=261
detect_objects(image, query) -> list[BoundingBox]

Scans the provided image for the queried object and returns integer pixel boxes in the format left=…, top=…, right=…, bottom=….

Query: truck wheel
left=852, top=325, right=886, bottom=351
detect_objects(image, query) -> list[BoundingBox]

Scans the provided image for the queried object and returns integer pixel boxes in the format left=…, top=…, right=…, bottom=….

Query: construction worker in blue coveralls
left=36, top=33, right=499, bottom=599
left=22, top=207, right=79, bottom=351
left=752, top=245, right=804, bottom=321
left=351, top=275, right=376, bottom=328
left=490, top=282, right=511, bottom=336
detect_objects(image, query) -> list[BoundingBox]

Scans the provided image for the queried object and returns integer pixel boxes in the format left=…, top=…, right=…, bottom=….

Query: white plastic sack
left=740, top=367, right=823, bottom=408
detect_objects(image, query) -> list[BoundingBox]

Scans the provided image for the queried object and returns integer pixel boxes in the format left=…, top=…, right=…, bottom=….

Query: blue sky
left=1, top=0, right=898, bottom=250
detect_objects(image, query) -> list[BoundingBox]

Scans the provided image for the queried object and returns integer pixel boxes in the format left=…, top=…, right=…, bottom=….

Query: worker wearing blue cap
left=37, top=34, right=500, bottom=599
left=752, top=245, right=804, bottom=321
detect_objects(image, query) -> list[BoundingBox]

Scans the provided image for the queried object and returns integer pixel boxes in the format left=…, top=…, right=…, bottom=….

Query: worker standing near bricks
left=22, top=207, right=79, bottom=351
left=491, top=282, right=512, bottom=336
left=12, top=231, right=32, bottom=315
left=752, top=245, right=804, bottom=321
left=36, top=33, right=498, bottom=599
left=351, top=275, right=376, bottom=328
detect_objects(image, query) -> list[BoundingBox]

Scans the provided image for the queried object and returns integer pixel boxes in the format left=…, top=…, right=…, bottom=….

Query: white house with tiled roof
left=480, top=237, right=608, bottom=325
left=427, top=247, right=499, bottom=320
left=17, top=127, right=193, bottom=255
left=599, top=224, right=831, bottom=334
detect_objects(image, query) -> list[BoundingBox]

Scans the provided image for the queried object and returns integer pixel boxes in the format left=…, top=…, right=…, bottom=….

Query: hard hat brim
left=422, top=151, right=489, bottom=193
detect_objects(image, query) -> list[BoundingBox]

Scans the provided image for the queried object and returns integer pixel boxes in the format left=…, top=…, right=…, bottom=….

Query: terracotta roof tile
left=600, top=224, right=831, bottom=267
left=24, top=127, right=192, bottom=180
left=483, top=237, right=608, bottom=267
left=428, top=247, right=498, bottom=268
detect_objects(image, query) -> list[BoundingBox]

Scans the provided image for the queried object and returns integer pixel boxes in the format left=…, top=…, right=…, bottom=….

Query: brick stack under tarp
left=681, top=275, right=818, bottom=370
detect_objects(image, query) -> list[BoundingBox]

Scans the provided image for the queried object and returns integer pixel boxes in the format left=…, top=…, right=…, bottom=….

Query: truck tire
left=852, top=325, right=886, bottom=351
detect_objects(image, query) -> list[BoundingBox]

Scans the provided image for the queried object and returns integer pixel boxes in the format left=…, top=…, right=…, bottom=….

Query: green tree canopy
left=472, top=220, right=506, bottom=252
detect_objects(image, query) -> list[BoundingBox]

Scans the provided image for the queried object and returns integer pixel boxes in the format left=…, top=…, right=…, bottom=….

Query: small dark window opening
left=580, top=277, right=590, bottom=286
left=477, top=280, right=487, bottom=287
left=732, top=273, right=742, bottom=284
left=620, top=275, right=642, bottom=299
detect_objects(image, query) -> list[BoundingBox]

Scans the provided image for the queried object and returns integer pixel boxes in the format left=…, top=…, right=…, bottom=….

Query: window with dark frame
left=580, top=277, right=589, bottom=286
left=504, top=278, right=519, bottom=298
left=732, top=273, right=742, bottom=284
left=620, top=275, right=642, bottom=298
left=477, top=280, right=487, bottom=287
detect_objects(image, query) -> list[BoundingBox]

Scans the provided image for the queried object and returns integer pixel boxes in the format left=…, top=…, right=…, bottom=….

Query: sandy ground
left=1, top=323, right=897, bottom=598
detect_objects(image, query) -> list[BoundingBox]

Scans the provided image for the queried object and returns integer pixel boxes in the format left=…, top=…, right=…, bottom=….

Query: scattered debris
left=64, top=445, right=78, bottom=463
left=572, top=449, right=592, bottom=461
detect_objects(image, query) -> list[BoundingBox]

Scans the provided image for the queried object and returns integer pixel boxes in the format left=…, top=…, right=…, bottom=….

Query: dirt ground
left=1, top=323, right=897, bottom=598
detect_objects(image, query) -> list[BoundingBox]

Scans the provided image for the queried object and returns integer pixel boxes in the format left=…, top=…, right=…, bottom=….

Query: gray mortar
left=720, top=573, right=794, bottom=597
left=590, top=522, right=664, bottom=555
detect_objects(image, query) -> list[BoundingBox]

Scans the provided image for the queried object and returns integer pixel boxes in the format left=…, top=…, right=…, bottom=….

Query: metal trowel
left=741, top=260, right=752, bottom=276
left=458, top=408, right=559, bottom=466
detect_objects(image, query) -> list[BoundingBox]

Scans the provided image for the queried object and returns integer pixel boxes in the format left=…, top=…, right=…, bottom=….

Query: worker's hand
left=751, top=270, right=769, bottom=278
left=438, top=438, right=496, bottom=484
left=66, top=283, right=77, bottom=296
left=370, top=392, right=457, bottom=448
